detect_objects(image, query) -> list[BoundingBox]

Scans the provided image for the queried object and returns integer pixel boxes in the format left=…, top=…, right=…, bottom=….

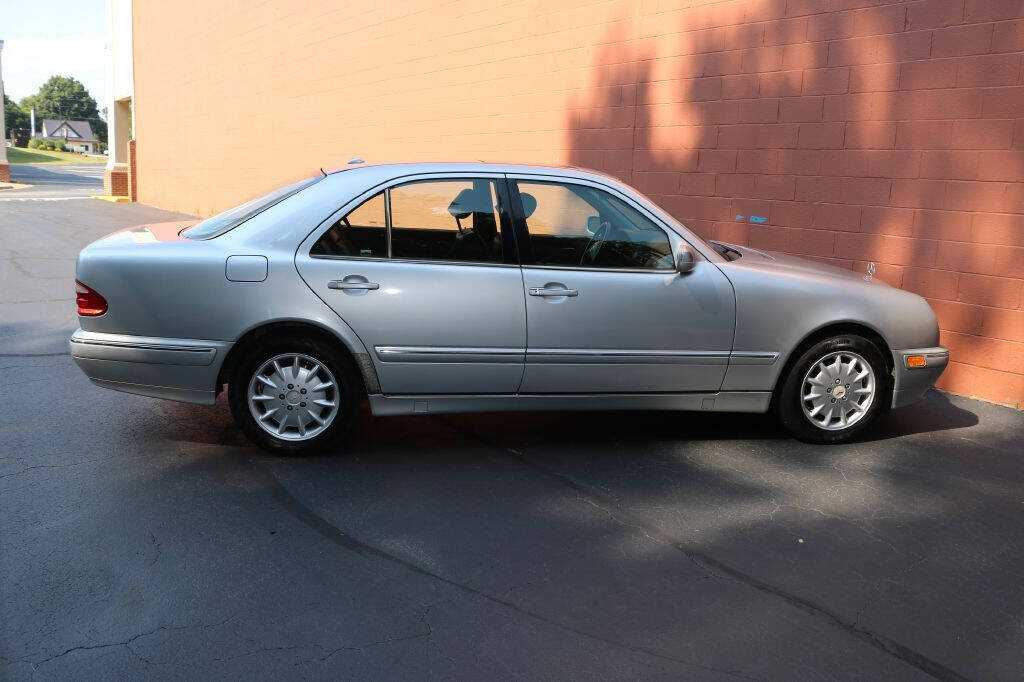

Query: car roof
left=228, top=159, right=723, bottom=264
left=322, top=161, right=619, bottom=184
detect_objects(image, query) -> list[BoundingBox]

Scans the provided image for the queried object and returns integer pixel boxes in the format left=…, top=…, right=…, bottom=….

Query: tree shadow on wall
left=564, top=2, right=1022, bottom=410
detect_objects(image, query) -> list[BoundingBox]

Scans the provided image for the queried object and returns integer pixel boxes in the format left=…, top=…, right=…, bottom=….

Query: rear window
left=182, top=175, right=322, bottom=239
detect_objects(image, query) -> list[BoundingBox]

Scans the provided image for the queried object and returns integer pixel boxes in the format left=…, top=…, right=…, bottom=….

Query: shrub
left=27, top=138, right=44, bottom=149
left=52, top=140, right=66, bottom=152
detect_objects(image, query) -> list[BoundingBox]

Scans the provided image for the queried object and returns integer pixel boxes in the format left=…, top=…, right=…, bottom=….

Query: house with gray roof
left=37, top=119, right=99, bottom=153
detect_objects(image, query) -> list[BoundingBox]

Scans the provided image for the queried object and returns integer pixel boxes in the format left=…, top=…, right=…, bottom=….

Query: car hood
left=712, top=241, right=884, bottom=286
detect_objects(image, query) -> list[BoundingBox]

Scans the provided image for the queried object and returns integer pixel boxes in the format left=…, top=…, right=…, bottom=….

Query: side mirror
left=676, top=244, right=697, bottom=274
left=586, top=216, right=602, bottom=235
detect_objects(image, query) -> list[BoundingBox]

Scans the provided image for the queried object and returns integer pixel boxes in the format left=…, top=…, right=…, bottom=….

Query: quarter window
left=391, top=180, right=503, bottom=263
left=310, top=192, right=387, bottom=258
left=516, top=181, right=673, bottom=270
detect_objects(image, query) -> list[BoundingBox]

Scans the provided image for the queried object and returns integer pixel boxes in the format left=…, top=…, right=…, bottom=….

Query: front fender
left=719, top=259, right=939, bottom=392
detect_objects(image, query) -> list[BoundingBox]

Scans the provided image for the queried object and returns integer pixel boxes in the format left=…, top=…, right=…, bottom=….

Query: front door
left=296, top=175, right=526, bottom=394
left=510, top=177, right=735, bottom=393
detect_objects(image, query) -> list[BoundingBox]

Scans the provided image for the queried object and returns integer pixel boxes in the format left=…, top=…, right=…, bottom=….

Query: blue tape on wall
left=749, top=215, right=767, bottom=224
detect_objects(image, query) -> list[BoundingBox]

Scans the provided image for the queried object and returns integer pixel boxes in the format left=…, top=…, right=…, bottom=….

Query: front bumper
left=69, top=329, right=232, bottom=405
left=891, top=346, right=949, bottom=408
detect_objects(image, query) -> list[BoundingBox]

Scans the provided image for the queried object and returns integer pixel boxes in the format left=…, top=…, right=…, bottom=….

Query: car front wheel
left=776, top=335, right=889, bottom=443
left=228, top=336, right=360, bottom=454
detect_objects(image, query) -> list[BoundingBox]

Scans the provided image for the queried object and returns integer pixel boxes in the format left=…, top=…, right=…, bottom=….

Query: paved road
left=1, top=183, right=1023, bottom=680
left=3, top=162, right=104, bottom=199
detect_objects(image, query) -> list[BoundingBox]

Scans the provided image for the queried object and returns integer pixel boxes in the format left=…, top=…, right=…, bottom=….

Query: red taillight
left=75, top=280, right=107, bottom=316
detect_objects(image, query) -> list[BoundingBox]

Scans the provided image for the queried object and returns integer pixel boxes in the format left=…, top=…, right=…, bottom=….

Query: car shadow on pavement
left=148, top=386, right=979, bottom=453
left=864, top=390, right=979, bottom=442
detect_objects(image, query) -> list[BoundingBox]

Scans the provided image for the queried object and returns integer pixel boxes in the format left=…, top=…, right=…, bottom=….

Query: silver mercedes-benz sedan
left=70, top=162, right=948, bottom=453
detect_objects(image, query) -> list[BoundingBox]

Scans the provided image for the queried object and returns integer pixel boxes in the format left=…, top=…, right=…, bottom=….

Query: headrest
left=520, top=192, right=537, bottom=219
left=448, top=188, right=493, bottom=219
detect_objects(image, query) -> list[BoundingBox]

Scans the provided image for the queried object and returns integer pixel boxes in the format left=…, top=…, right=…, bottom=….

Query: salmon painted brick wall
left=133, top=0, right=1024, bottom=406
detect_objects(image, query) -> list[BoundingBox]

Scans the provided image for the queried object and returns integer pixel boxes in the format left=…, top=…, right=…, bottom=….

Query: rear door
left=509, top=176, right=735, bottom=393
left=295, top=173, right=526, bottom=394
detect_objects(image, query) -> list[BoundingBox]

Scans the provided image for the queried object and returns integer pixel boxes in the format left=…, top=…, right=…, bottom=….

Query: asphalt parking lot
left=1, top=169, right=1023, bottom=680
left=4, top=162, right=106, bottom=198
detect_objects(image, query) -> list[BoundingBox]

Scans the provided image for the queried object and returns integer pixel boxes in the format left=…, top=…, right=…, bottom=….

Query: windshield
left=182, top=175, right=323, bottom=239
left=615, top=180, right=714, bottom=250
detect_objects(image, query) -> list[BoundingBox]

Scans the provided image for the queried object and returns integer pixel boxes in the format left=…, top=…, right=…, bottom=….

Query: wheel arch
left=217, top=320, right=380, bottom=395
left=770, top=321, right=894, bottom=405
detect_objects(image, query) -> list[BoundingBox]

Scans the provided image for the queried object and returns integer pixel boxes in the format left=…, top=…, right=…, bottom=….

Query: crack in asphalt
left=0, top=457, right=121, bottom=481
left=432, top=416, right=969, bottom=682
left=198, top=602, right=441, bottom=666
left=316, top=630, right=433, bottom=663
left=243, top=456, right=763, bottom=680
left=26, top=617, right=237, bottom=672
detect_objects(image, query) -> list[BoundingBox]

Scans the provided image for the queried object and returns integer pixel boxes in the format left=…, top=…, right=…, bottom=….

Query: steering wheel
left=581, top=220, right=610, bottom=267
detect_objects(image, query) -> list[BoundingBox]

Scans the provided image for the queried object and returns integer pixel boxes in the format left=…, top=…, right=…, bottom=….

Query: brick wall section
left=103, top=167, right=129, bottom=197
left=133, top=0, right=1024, bottom=406
left=0, top=163, right=9, bottom=184
left=128, top=139, right=137, bottom=202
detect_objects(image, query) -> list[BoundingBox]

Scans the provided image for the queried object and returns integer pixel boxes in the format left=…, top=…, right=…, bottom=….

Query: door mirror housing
left=675, top=244, right=697, bottom=274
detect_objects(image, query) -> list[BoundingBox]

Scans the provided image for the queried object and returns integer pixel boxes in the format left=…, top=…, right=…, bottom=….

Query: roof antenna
left=347, top=157, right=364, bottom=165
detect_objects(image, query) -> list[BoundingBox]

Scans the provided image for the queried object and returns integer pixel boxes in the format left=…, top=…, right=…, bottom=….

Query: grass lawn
left=6, top=147, right=106, bottom=164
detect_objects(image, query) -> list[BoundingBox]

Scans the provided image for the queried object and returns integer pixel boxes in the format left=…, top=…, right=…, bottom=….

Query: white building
left=104, top=0, right=134, bottom=197
left=1, top=39, right=9, bottom=183
left=37, top=119, right=100, bottom=154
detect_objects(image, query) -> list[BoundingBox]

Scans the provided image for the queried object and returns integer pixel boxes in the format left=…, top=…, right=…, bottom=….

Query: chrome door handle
left=529, top=287, right=578, bottom=297
left=328, top=280, right=379, bottom=290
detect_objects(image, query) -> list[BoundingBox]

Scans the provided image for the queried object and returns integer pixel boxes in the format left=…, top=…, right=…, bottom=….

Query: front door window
left=516, top=181, right=674, bottom=270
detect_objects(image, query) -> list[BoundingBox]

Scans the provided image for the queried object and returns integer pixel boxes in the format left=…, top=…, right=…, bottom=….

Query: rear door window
left=311, top=178, right=509, bottom=264
left=390, top=179, right=504, bottom=263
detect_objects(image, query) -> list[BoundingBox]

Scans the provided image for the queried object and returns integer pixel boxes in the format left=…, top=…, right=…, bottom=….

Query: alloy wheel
left=247, top=353, right=340, bottom=441
left=800, top=350, right=875, bottom=431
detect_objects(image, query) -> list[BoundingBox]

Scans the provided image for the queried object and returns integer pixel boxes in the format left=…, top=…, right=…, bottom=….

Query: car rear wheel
left=776, top=335, right=889, bottom=443
left=228, top=336, right=360, bottom=454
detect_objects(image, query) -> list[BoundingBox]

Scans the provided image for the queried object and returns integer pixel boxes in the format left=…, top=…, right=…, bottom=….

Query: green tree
left=3, top=94, right=30, bottom=132
left=19, top=76, right=107, bottom=143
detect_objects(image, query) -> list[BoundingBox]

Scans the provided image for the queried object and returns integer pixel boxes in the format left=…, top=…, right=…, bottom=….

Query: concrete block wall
left=133, top=0, right=1024, bottom=406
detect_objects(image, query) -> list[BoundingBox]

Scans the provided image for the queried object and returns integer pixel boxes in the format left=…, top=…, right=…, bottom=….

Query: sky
left=1, top=0, right=108, bottom=113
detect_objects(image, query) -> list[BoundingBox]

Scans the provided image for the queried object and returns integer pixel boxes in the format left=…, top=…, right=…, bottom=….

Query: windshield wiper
left=710, top=241, right=742, bottom=261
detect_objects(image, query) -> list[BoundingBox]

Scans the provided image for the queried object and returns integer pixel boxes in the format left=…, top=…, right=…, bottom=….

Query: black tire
left=228, top=335, right=362, bottom=455
left=775, top=334, right=890, bottom=443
